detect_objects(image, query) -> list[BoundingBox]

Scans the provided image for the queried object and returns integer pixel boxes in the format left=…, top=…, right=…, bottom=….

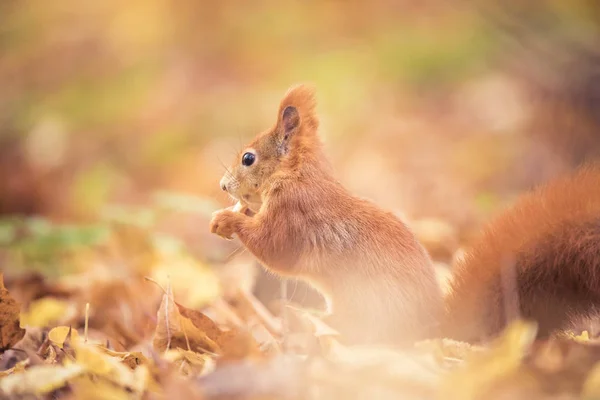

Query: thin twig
left=144, top=276, right=168, bottom=296
left=237, top=289, right=282, bottom=336
left=212, top=298, right=245, bottom=328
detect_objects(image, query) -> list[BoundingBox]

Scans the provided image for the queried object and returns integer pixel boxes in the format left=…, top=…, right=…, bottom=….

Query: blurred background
left=1, top=0, right=600, bottom=312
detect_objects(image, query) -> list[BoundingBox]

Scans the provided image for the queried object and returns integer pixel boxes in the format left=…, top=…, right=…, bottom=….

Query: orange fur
left=445, top=165, right=600, bottom=342
left=211, top=84, right=442, bottom=345
left=210, top=84, right=600, bottom=346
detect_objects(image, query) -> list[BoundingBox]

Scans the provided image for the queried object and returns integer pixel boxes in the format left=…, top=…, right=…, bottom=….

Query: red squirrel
left=209, top=84, right=600, bottom=346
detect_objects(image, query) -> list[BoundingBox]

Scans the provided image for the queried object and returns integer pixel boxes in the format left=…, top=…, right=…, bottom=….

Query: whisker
left=217, top=159, right=240, bottom=187
left=237, top=130, right=244, bottom=152
left=299, top=283, right=309, bottom=305
left=225, top=245, right=247, bottom=262
left=288, top=279, right=299, bottom=303
left=217, top=156, right=234, bottom=177
left=226, top=135, right=241, bottom=157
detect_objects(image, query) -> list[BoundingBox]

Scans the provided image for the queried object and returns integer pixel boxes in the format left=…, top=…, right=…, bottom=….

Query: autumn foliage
left=2, top=1, right=600, bottom=399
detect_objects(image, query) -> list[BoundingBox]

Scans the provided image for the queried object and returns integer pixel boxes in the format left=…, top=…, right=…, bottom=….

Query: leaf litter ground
left=2, top=219, right=600, bottom=400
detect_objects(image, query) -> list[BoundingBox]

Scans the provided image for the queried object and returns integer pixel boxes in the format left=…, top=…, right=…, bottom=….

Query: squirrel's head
left=219, top=84, right=320, bottom=211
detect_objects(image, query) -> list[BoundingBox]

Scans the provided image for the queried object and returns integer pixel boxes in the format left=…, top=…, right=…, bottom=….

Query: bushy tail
left=443, top=165, right=600, bottom=342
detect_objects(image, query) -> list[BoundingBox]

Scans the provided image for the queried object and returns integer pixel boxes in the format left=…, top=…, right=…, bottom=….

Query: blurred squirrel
left=209, top=84, right=600, bottom=346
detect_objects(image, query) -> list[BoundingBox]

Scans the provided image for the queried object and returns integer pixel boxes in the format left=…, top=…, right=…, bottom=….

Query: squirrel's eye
left=242, top=152, right=255, bottom=166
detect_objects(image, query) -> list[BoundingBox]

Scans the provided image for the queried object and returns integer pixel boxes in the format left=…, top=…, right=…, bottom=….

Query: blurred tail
left=443, top=165, right=600, bottom=342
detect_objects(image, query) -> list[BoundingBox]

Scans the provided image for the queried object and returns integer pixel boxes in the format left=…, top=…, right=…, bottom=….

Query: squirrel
left=209, top=84, right=600, bottom=346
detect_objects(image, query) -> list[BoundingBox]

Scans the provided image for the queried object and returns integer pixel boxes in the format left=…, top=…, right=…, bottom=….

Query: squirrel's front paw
left=209, top=209, right=239, bottom=240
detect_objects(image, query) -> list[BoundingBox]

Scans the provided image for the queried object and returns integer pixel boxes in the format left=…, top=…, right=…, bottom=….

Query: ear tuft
left=277, top=83, right=319, bottom=133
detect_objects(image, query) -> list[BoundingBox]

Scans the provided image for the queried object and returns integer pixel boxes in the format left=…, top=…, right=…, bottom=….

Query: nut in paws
left=209, top=209, right=239, bottom=240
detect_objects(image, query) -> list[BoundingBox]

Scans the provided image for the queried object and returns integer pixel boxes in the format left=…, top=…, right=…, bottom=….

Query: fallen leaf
left=48, top=326, right=80, bottom=348
left=0, top=359, right=29, bottom=377
left=439, top=320, right=538, bottom=400
left=70, top=375, right=132, bottom=400
left=176, top=302, right=222, bottom=340
left=153, top=287, right=219, bottom=354
left=20, top=297, right=75, bottom=328
left=96, top=346, right=150, bottom=369
left=0, top=363, right=84, bottom=396
left=164, top=348, right=215, bottom=377
left=74, top=341, right=149, bottom=393
left=176, top=301, right=261, bottom=361
left=218, top=328, right=263, bottom=362
left=0, top=273, right=26, bottom=353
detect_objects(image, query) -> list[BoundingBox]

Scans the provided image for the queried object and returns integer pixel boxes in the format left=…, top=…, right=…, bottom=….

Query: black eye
left=242, top=152, right=255, bottom=166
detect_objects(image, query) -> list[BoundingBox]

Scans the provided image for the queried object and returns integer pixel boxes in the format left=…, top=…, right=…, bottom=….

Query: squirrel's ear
left=281, top=106, right=300, bottom=138
left=275, top=84, right=319, bottom=155
left=276, top=106, right=299, bottom=156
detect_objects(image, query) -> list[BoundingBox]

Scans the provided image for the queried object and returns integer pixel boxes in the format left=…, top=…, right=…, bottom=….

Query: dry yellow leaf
left=20, top=297, right=74, bottom=328
left=438, top=320, right=538, bottom=400
left=96, top=346, right=150, bottom=369
left=48, top=326, right=80, bottom=348
left=71, top=375, right=132, bottom=400
left=74, top=341, right=148, bottom=393
left=0, top=364, right=84, bottom=396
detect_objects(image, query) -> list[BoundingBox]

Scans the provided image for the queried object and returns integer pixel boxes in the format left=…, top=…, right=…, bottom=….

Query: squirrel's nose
left=219, top=177, right=228, bottom=192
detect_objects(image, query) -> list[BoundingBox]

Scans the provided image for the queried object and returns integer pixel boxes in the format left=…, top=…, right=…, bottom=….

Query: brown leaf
left=176, top=302, right=261, bottom=361
left=176, top=302, right=222, bottom=341
left=153, top=289, right=220, bottom=354
left=218, top=328, right=262, bottom=362
left=0, top=273, right=26, bottom=353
